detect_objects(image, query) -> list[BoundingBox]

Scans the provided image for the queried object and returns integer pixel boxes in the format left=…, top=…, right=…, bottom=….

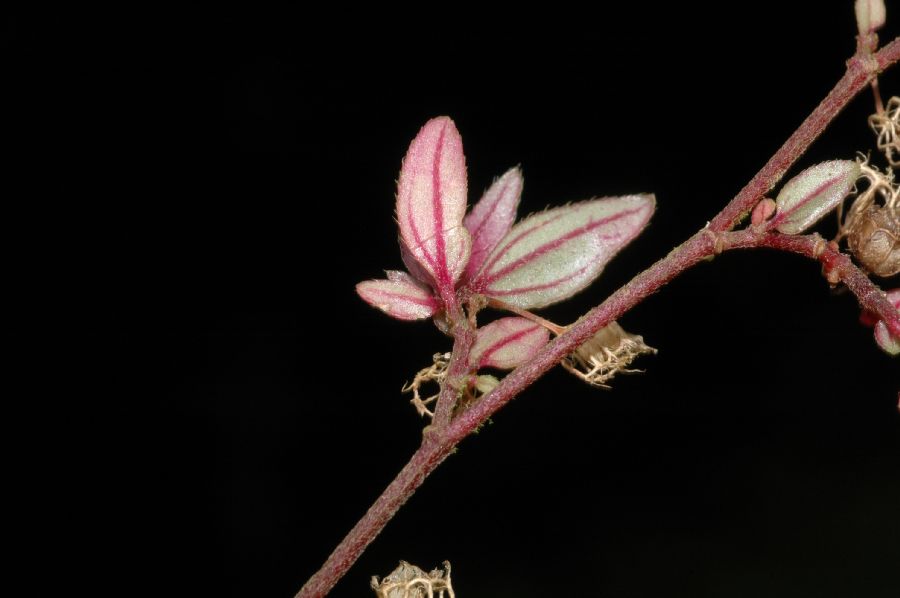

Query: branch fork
left=300, top=27, right=900, bottom=598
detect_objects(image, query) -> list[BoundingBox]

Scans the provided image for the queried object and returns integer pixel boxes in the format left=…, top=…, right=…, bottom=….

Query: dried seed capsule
left=847, top=204, right=900, bottom=277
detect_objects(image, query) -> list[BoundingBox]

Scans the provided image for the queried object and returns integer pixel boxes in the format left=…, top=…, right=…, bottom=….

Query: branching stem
left=297, top=37, right=900, bottom=598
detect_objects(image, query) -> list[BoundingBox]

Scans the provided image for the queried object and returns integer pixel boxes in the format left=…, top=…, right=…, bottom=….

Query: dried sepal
left=561, top=321, right=656, bottom=388
left=868, top=96, right=900, bottom=166
left=470, top=195, right=655, bottom=309
left=469, top=316, right=550, bottom=370
left=772, top=160, right=861, bottom=234
left=402, top=353, right=451, bottom=418
left=371, top=560, right=455, bottom=598
left=463, top=166, right=524, bottom=280
left=356, top=272, right=439, bottom=320
left=849, top=204, right=900, bottom=276
left=396, top=117, right=471, bottom=299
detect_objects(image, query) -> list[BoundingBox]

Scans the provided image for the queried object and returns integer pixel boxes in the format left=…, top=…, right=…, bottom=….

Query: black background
left=7, top=3, right=900, bottom=597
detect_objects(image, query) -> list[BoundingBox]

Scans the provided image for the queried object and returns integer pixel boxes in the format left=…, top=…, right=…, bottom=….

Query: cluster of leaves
left=357, top=117, right=655, bottom=390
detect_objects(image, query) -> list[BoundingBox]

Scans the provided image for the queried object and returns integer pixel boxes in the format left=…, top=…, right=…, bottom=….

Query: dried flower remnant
left=868, top=96, right=900, bottom=165
left=371, top=561, right=455, bottom=598
left=835, top=161, right=900, bottom=277
left=561, top=322, right=657, bottom=388
left=402, top=353, right=451, bottom=418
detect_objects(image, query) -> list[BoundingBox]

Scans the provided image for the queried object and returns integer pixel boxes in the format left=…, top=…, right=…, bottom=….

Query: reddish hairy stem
left=297, top=440, right=452, bottom=598
left=724, top=230, right=900, bottom=337
left=709, top=38, right=900, bottom=232
left=297, top=39, right=900, bottom=598
left=432, top=309, right=476, bottom=429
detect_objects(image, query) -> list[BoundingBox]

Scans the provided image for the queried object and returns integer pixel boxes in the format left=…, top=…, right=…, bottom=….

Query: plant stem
left=449, top=232, right=714, bottom=441
left=724, top=230, right=900, bottom=338
left=297, top=439, right=453, bottom=598
left=297, top=38, right=900, bottom=598
left=709, top=37, right=900, bottom=232
left=431, top=307, right=476, bottom=429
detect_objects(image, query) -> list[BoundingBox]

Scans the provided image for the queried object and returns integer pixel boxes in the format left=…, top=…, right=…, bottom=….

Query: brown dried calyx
left=836, top=161, right=900, bottom=277
left=561, top=321, right=657, bottom=388
left=371, top=561, right=455, bottom=598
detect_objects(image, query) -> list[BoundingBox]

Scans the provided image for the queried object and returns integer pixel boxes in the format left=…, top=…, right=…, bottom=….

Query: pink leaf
left=356, top=271, right=438, bottom=321
left=463, top=167, right=524, bottom=280
left=772, top=160, right=860, bottom=235
left=469, top=317, right=550, bottom=370
left=399, top=236, right=435, bottom=286
left=470, top=195, right=655, bottom=309
left=396, top=117, right=471, bottom=299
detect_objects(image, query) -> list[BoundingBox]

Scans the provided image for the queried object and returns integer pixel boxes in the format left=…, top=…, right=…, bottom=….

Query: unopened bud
left=751, top=198, right=777, bottom=226
left=856, top=0, right=886, bottom=35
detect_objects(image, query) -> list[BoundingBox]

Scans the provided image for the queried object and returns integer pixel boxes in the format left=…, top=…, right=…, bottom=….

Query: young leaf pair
left=357, top=117, right=655, bottom=371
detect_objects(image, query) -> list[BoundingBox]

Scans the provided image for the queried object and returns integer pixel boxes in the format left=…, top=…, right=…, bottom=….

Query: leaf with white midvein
left=772, top=160, right=860, bottom=234
left=463, top=167, right=524, bottom=280
left=469, top=317, right=550, bottom=370
left=356, top=271, right=438, bottom=320
left=470, top=195, right=656, bottom=309
left=396, top=117, right=471, bottom=298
